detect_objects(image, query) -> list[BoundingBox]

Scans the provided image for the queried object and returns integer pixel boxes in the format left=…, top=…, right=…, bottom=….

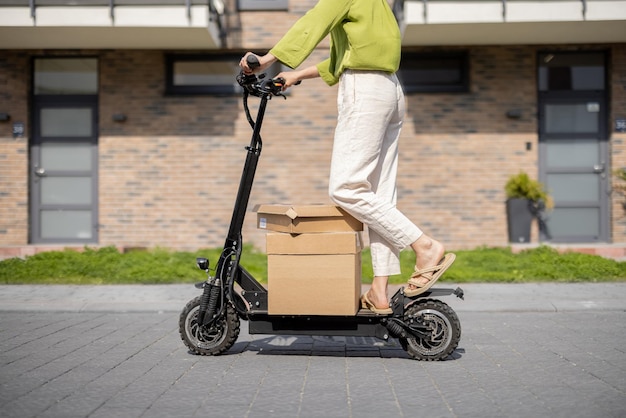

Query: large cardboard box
left=256, top=204, right=363, bottom=234
left=266, top=231, right=362, bottom=316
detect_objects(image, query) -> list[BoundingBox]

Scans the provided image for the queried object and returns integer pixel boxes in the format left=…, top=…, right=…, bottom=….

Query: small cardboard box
left=256, top=204, right=363, bottom=234
left=267, top=231, right=362, bottom=316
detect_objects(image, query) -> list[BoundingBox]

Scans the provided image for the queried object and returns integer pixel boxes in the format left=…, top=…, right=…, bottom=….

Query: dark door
left=538, top=52, right=609, bottom=242
left=30, top=58, right=99, bottom=243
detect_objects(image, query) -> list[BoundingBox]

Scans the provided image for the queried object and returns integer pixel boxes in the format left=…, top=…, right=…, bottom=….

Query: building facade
left=1, top=0, right=625, bottom=257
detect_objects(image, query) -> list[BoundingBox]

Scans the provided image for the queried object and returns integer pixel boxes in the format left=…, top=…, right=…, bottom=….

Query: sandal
left=404, top=253, right=456, bottom=297
left=360, top=292, right=392, bottom=315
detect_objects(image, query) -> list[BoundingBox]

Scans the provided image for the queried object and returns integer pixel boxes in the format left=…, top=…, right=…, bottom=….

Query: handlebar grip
left=247, top=55, right=260, bottom=70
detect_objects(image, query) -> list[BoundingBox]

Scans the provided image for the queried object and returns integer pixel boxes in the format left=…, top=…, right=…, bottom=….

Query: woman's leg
left=330, top=71, right=431, bottom=308
left=330, top=71, right=421, bottom=250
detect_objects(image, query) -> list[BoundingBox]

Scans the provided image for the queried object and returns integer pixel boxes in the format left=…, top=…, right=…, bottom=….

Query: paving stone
left=0, top=284, right=625, bottom=417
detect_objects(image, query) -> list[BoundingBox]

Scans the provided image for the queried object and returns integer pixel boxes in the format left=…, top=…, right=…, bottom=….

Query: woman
left=240, top=0, right=455, bottom=314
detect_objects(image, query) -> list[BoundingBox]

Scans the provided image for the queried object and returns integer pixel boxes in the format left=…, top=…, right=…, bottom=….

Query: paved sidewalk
left=0, top=282, right=625, bottom=313
left=1, top=283, right=625, bottom=418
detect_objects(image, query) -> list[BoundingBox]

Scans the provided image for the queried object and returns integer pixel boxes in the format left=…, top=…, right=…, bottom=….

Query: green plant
left=505, top=171, right=553, bottom=209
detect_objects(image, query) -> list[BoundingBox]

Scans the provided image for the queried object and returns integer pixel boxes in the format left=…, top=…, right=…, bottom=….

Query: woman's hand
left=239, top=52, right=277, bottom=74
left=275, top=71, right=301, bottom=90
left=276, top=65, right=321, bottom=91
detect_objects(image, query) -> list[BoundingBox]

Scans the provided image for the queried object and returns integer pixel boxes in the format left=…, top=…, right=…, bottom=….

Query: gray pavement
left=1, top=283, right=625, bottom=417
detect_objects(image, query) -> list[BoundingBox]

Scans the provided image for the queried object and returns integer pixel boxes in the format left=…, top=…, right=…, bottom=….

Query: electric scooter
left=179, top=57, right=464, bottom=361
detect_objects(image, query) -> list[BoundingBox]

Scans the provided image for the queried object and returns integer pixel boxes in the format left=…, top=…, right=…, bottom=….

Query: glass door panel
left=40, top=177, right=92, bottom=205
left=41, top=210, right=93, bottom=240
left=546, top=173, right=600, bottom=202
left=545, top=103, right=599, bottom=134
left=41, top=142, right=93, bottom=171
left=41, top=108, right=93, bottom=137
left=547, top=208, right=600, bottom=239
left=545, top=138, right=599, bottom=168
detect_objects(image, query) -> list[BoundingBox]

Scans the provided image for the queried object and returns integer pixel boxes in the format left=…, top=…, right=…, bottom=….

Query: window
left=238, top=0, right=288, bottom=11
left=165, top=54, right=243, bottom=95
left=398, top=52, right=469, bottom=93
left=165, top=54, right=286, bottom=96
left=34, top=58, right=98, bottom=95
left=538, top=52, right=605, bottom=92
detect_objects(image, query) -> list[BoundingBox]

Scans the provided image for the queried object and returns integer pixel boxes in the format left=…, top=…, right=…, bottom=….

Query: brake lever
left=236, top=72, right=258, bottom=87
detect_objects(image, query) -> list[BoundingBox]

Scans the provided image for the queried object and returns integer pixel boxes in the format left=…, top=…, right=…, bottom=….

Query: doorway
left=30, top=58, right=99, bottom=243
left=538, top=52, right=609, bottom=242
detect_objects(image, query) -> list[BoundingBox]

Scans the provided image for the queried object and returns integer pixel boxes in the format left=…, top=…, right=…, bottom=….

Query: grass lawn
left=0, top=245, right=625, bottom=285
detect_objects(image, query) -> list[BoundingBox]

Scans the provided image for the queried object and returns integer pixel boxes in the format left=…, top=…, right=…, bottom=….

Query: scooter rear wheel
left=179, top=296, right=240, bottom=356
left=399, top=299, right=461, bottom=361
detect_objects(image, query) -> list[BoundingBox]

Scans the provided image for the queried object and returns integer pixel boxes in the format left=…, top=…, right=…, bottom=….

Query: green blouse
left=269, top=0, right=401, bottom=86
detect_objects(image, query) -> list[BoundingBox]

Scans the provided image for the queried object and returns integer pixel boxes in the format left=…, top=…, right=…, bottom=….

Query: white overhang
left=400, top=0, right=626, bottom=45
left=0, top=5, right=224, bottom=49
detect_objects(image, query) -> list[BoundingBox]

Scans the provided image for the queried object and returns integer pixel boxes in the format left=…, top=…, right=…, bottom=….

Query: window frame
left=399, top=51, right=470, bottom=94
left=165, top=53, right=290, bottom=96
left=165, top=53, right=244, bottom=96
left=537, top=51, right=607, bottom=93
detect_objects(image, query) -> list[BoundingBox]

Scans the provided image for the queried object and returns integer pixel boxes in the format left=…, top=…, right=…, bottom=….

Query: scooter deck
left=247, top=309, right=392, bottom=339
left=245, top=287, right=463, bottom=340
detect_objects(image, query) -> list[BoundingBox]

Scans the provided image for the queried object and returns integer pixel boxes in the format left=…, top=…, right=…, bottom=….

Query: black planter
left=506, top=198, right=533, bottom=243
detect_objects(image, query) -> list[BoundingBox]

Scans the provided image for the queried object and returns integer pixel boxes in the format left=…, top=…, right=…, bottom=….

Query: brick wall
left=97, top=43, right=623, bottom=251
left=610, top=44, right=626, bottom=243
left=97, top=48, right=338, bottom=250
left=0, top=7, right=624, bottom=252
left=0, top=51, right=29, bottom=245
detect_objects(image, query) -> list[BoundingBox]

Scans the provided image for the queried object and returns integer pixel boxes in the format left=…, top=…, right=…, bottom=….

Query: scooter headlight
left=196, top=257, right=209, bottom=271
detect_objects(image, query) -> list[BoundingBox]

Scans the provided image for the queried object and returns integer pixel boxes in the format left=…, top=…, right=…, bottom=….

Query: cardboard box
left=256, top=204, right=363, bottom=234
left=266, top=231, right=362, bottom=254
left=266, top=231, right=362, bottom=316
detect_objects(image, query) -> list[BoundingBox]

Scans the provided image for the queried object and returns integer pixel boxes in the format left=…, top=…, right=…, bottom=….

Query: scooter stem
left=225, top=93, right=269, bottom=248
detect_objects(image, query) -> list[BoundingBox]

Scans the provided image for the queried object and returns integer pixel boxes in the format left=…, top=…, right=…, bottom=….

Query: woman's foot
left=409, top=234, right=445, bottom=288
left=363, top=289, right=390, bottom=310
left=362, top=276, right=391, bottom=312
left=404, top=253, right=456, bottom=297
left=360, top=291, right=392, bottom=315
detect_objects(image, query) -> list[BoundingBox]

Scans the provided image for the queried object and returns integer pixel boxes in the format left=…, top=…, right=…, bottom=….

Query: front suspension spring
left=197, top=283, right=212, bottom=324
left=202, top=282, right=221, bottom=326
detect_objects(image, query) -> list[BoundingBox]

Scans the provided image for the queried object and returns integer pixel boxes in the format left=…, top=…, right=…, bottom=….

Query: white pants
left=329, top=70, right=423, bottom=277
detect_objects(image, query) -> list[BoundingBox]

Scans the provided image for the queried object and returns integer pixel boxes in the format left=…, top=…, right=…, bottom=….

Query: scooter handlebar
left=237, top=73, right=287, bottom=98
left=237, top=54, right=301, bottom=97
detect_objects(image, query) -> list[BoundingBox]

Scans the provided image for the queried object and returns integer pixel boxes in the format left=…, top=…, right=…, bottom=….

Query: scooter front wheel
left=179, top=296, right=240, bottom=356
left=399, top=299, right=461, bottom=361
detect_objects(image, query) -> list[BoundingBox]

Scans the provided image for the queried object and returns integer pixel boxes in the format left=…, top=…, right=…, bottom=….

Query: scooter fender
left=393, top=286, right=464, bottom=311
